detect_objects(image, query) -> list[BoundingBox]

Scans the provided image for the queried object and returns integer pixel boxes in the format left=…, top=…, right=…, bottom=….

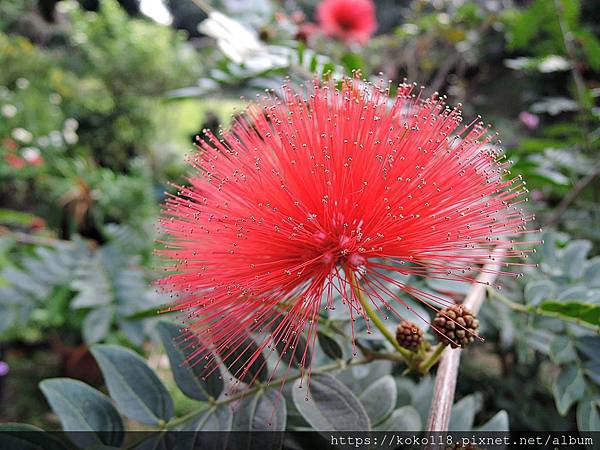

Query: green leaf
left=322, top=62, right=336, bottom=77
left=550, top=336, right=577, bottom=364
left=157, top=321, right=224, bottom=401
left=129, top=431, right=173, bottom=450
left=317, top=331, right=344, bottom=360
left=293, top=374, right=370, bottom=431
left=553, top=367, right=586, bottom=415
left=351, top=360, right=393, bottom=391
left=232, top=389, right=287, bottom=431
left=576, top=397, right=600, bottom=431
left=39, top=378, right=124, bottom=448
left=122, top=304, right=167, bottom=321
left=524, top=280, right=556, bottom=305
left=374, top=406, right=421, bottom=431
left=0, top=209, right=38, bottom=227
left=215, top=332, right=268, bottom=385
left=0, top=306, right=17, bottom=334
left=230, top=390, right=286, bottom=450
left=584, top=257, right=600, bottom=288
left=309, top=55, right=318, bottom=73
left=341, top=52, right=364, bottom=74
left=576, top=336, right=600, bottom=361
left=557, top=286, right=589, bottom=302
left=561, top=240, right=592, bottom=280
left=178, top=406, right=233, bottom=450
left=576, top=30, right=600, bottom=71
left=83, top=307, right=114, bottom=345
left=395, top=378, right=414, bottom=407
left=0, top=423, right=68, bottom=450
left=583, top=360, right=600, bottom=386
left=358, top=375, right=396, bottom=425
left=91, top=345, right=174, bottom=425
left=476, top=410, right=509, bottom=432
left=296, top=41, right=305, bottom=65
left=71, top=257, right=112, bottom=308
left=410, top=375, right=435, bottom=425
left=449, top=394, right=482, bottom=431
left=539, top=301, right=600, bottom=330
left=180, top=406, right=233, bottom=431
left=270, top=318, right=311, bottom=368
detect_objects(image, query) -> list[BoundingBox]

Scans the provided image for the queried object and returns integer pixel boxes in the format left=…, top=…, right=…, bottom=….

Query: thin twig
left=164, top=357, right=369, bottom=429
left=425, top=247, right=507, bottom=433
left=545, top=161, right=600, bottom=226
left=488, top=287, right=600, bottom=333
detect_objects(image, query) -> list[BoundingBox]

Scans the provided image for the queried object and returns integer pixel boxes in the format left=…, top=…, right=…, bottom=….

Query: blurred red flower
left=316, top=0, right=377, bottom=44
left=2, top=138, right=18, bottom=151
left=158, top=77, right=531, bottom=391
left=29, top=216, right=46, bottom=231
left=4, top=153, right=25, bottom=169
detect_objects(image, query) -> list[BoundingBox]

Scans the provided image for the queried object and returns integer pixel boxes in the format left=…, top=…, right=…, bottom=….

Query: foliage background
left=0, top=0, right=598, bottom=445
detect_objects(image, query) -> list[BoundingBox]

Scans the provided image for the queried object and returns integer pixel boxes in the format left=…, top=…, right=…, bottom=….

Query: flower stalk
left=418, top=343, right=447, bottom=374
left=347, top=268, right=413, bottom=361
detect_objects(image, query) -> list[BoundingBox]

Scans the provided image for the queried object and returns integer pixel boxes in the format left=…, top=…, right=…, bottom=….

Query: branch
left=425, top=246, right=507, bottom=433
left=165, top=357, right=370, bottom=429
left=545, top=161, right=600, bottom=226
left=488, top=287, right=600, bottom=333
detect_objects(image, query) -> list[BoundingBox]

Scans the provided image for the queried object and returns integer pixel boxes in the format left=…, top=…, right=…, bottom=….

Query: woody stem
left=347, top=269, right=413, bottom=361
left=425, top=246, right=507, bottom=434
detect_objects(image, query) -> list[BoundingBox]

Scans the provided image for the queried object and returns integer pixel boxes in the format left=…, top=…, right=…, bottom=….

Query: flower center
left=335, top=12, right=357, bottom=31
left=313, top=231, right=366, bottom=269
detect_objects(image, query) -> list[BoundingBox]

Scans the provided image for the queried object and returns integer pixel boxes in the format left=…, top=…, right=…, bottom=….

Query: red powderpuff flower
left=158, top=78, right=532, bottom=391
left=317, top=0, right=377, bottom=44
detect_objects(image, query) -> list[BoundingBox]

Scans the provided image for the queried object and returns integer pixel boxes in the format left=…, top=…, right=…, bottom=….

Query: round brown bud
left=433, top=304, right=479, bottom=349
left=395, top=320, right=424, bottom=351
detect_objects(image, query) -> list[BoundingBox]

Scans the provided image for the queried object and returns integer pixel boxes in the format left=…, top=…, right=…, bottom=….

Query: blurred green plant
left=0, top=235, right=165, bottom=347
left=502, top=0, right=600, bottom=230
left=60, top=0, right=197, bottom=171
left=479, top=232, right=600, bottom=431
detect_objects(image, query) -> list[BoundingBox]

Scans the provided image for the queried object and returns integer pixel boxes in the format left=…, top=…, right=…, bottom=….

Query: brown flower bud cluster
left=433, top=304, right=479, bottom=349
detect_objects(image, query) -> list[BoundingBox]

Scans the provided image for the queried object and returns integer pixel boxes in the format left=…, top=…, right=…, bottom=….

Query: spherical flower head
left=158, top=77, right=532, bottom=389
left=316, top=0, right=377, bottom=45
